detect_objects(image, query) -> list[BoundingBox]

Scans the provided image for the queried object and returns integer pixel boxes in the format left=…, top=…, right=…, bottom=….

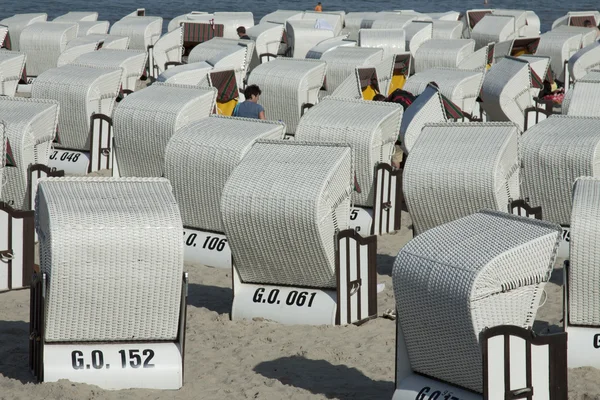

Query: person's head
left=244, top=85, right=261, bottom=102
left=317, top=2, right=322, bottom=4
left=237, top=26, right=246, bottom=37
left=584, top=19, right=593, bottom=27
left=372, top=94, right=386, bottom=102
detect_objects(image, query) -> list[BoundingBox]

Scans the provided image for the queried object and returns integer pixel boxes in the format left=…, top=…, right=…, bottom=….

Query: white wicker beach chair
left=73, top=49, right=147, bottom=91
left=399, top=84, right=447, bottom=155
left=492, top=9, right=528, bottom=33
left=109, top=16, right=162, bottom=50
left=568, top=41, right=600, bottom=82
left=0, top=97, right=58, bottom=209
left=188, top=37, right=252, bottom=85
left=562, top=76, right=600, bottom=117
left=75, top=21, right=109, bottom=37
left=213, top=12, right=255, bottom=39
left=492, top=37, right=541, bottom=64
left=164, top=116, right=285, bottom=233
left=113, top=83, right=216, bottom=178
left=413, top=39, right=475, bottom=73
left=404, top=122, right=520, bottom=234
left=285, top=20, right=335, bottom=58
left=518, top=54, right=552, bottom=102
left=368, top=15, right=416, bottom=30
left=471, top=15, right=517, bottom=50
left=167, top=11, right=209, bottom=32
left=552, top=11, right=600, bottom=29
left=53, top=12, right=98, bottom=22
left=248, top=58, right=326, bottom=134
left=403, top=68, right=485, bottom=115
left=358, top=29, right=405, bottom=57
left=0, top=50, right=26, bottom=96
left=321, top=47, right=383, bottom=95
left=403, top=21, right=433, bottom=58
left=148, top=27, right=183, bottom=76
left=553, top=25, right=597, bottom=49
left=0, top=25, right=7, bottom=48
left=393, top=209, right=561, bottom=393
left=301, top=11, right=343, bottom=36
left=344, top=12, right=378, bottom=35
left=536, top=30, right=582, bottom=82
left=157, top=62, right=214, bottom=86
left=305, top=36, right=355, bottom=60
left=426, top=11, right=461, bottom=21
left=55, top=36, right=102, bottom=67
left=260, top=10, right=304, bottom=25
left=0, top=13, right=47, bottom=51
left=465, top=9, right=493, bottom=36
left=222, top=140, right=352, bottom=289
left=31, top=64, right=122, bottom=151
left=19, top=22, right=78, bottom=76
left=86, top=34, right=130, bottom=49
left=480, top=56, right=533, bottom=131
left=295, top=97, right=403, bottom=206
left=247, top=23, right=284, bottom=63
left=521, top=115, right=600, bottom=226
left=431, top=20, right=463, bottom=39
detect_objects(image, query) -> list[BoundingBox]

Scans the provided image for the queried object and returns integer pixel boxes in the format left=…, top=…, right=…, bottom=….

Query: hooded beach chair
left=368, top=14, right=416, bottom=30
left=0, top=50, right=26, bottom=96
left=73, top=49, right=148, bottom=93
left=0, top=26, right=8, bottom=49
left=320, top=47, right=384, bottom=96
left=518, top=55, right=553, bottom=126
left=19, top=22, right=79, bottom=77
left=223, top=141, right=377, bottom=325
left=260, top=10, right=304, bottom=25
left=492, top=37, right=540, bottom=63
left=75, top=20, right=109, bottom=37
left=392, top=210, right=563, bottom=396
left=86, top=34, right=130, bottom=50
left=471, top=15, right=517, bottom=50
left=53, top=12, right=98, bottom=22
left=147, top=27, right=183, bottom=78
left=167, top=11, right=208, bottom=33
left=180, top=21, right=225, bottom=56
left=188, top=37, right=253, bottom=86
left=109, top=16, right=162, bottom=51
left=553, top=25, right=597, bottom=49
left=331, top=59, right=395, bottom=100
left=285, top=20, right=335, bottom=58
left=344, top=12, right=379, bottom=38
left=305, top=36, right=355, bottom=60
left=31, top=64, right=122, bottom=174
left=568, top=41, right=600, bottom=82
left=157, top=62, right=214, bottom=86
left=536, top=30, right=582, bottom=82
left=30, top=177, right=187, bottom=389
left=246, top=23, right=284, bottom=64
left=358, top=29, right=406, bottom=57
left=207, top=69, right=241, bottom=116
left=431, top=20, right=463, bottom=39
left=562, top=74, right=600, bottom=117
left=301, top=11, right=343, bottom=36
left=403, top=122, right=520, bottom=235
left=248, top=58, right=326, bottom=135
left=403, top=21, right=433, bottom=60
left=413, top=39, right=478, bottom=73
left=113, top=83, right=216, bottom=178
left=55, top=36, right=102, bottom=67
left=164, top=116, right=285, bottom=268
left=0, top=13, right=47, bottom=51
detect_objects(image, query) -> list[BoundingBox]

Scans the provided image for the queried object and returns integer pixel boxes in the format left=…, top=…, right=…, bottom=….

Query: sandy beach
left=0, top=210, right=598, bottom=399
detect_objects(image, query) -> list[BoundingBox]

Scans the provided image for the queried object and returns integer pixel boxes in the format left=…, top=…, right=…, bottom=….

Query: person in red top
left=314, top=2, right=323, bottom=12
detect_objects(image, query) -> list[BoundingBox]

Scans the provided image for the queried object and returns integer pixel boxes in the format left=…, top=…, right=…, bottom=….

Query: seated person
left=233, top=85, right=266, bottom=120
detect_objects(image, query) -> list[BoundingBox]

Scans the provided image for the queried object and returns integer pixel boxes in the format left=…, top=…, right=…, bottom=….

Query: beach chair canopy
left=188, top=37, right=253, bottom=85
left=0, top=13, right=47, bottom=51
left=109, top=16, right=162, bottom=50
left=248, top=58, right=326, bottom=134
left=151, top=27, right=183, bottom=75
left=553, top=25, right=598, bottom=49
left=536, top=30, right=582, bottom=82
left=344, top=12, right=379, bottom=34
left=53, top=12, right=98, bottom=22
left=403, top=21, right=433, bottom=57
left=86, top=34, right=130, bottom=49
left=0, top=50, right=26, bottom=96
left=246, top=22, right=284, bottom=61
left=431, top=20, right=463, bottom=39
left=300, top=11, right=343, bottom=36
left=493, top=37, right=540, bottom=62
left=471, top=15, right=517, bottom=50
left=55, top=36, right=103, bottom=67
left=404, top=122, right=521, bottom=234
left=31, top=64, right=122, bottom=151
left=295, top=97, right=403, bottom=207
left=167, top=11, right=209, bottom=32
left=358, top=29, right=405, bottom=57
left=305, top=36, right=355, bottom=59
left=73, top=49, right=147, bottom=91
left=367, top=15, right=416, bottom=30
left=0, top=97, right=58, bottom=209
left=157, top=62, right=214, bottom=86
left=414, top=39, right=475, bottom=73
left=563, top=77, right=600, bottom=117
left=569, top=41, right=600, bottom=82
left=393, top=210, right=560, bottom=392
left=164, top=116, right=285, bottom=232
left=113, top=83, right=216, bottom=178
left=221, top=141, right=352, bottom=288
left=285, top=20, right=335, bottom=58
left=36, top=177, right=183, bottom=342
left=321, top=47, right=384, bottom=95
left=521, top=115, right=600, bottom=225
left=75, top=20, right=109, bottom=37
left=259, top=10, right=304, bottom=25
left=19, top=22, right=78, bottom=76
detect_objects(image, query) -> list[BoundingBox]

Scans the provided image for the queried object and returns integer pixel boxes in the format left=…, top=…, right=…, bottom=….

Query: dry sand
left=1, top=212, right=599, bottom=399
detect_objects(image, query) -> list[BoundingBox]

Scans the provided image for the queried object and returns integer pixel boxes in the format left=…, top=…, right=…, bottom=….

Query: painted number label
left=562, top=228, right=570, bottom=243
left=183, top=232, right=227, bottom=251
left=416, top=387, right=463, bottom=400
left=71, top=349, right=155, bottom=370
left=50, top=150, right=81, bottom=163
left=252, top=288, right=317, bottom=308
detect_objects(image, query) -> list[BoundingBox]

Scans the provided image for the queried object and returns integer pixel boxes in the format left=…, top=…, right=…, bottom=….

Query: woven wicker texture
left=31, top=64, right=122, bottom=151
left=0, top=13, right=47, bottom=51
left=358, top=29, right=406, bottom=57
left=399, top=85, right=447, bottom=155
left=564, top=78, right=600, bottom=117
left=471, top=15, right=516, bottom=50
left=305, top=36, right=355, bottom=60
left=521, top=115, right=600, bottom=225
left=321, top=47, right=383, bottom=95
left=73, top=49, right=147, bottom=91
left=432, top=20, right=463, bottom=39
left=36, top=177, right=183, bottom=342
left=188, top=38, right=250, bottom=85
left=345, top=12, right=379, bottom=33
left=404, top=122, right=521, bottom=234
left=165, top=116, right=285, bottom=232
left=157, top=62, right=214, bottom=86
left=0, top=121, right=6, bottom=197
left=109, top=16, right=162, bottom=50
left=259, top=10, right=303, bottom=25
left=301, top=11, right=343, bottom=36
left=393, top=209, right=561, bottom=392
left=53, top=12, right=98, bottom=22
left=414, top=39, right=475, bottom=73
left=247, top=22, right=284, bottom=60
left=0, top=26, right=6, bottom=48
left=295, top=96, right=403, bottom=207
left=76, top=21, right=110, bottom=37
left=248, top=58, right=326, bottom=134
left=492, top=9, right=528, bottom=31
left=152, top=27, right=183, bottom=75
left=221, top=140, right=352, bottom=288
left=113, top=82, right=216, bottom=178
left=56, top=39, right=101, bottom=68
left=403, top=21, right=433, bottom=57
left=457, top=46, right=488, bottom=71
left=19, top=22, right=78, bottom=76
left=285, top=20, right=335, bottom=58
left=537, top=30, right=582, bottom=81
left=403, top=68, right=484, bottom=114
left=369, top=15, right=415, bottom=30
left=213, top=12, right=255, bottom=39
left=554, top=25, right=597, bottom=49
left=0, top=97, right=58, bottom=209
left=480, top=56, right=532, bottom=132
left=0, top=50, right=26, bottom=96
left=86, top=34, right=130, bottom=50
left=569, top=41, right=600, bottom=82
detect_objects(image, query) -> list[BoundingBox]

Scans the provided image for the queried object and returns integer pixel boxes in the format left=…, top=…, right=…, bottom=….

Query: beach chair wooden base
left=183, top=227, right=231, bottom=269
left=0, top=203, right=34, bottom=292
left=393, top=321, right=568, bottom=400
left=47, top=113, right=115, bottom=175
left=524, top=107, right=553, bottom=131
left=29, top=272, right=188, bottom=390
left=349, top=163, right=403, bottom=236
left=231, top=229, right=377, bottom=326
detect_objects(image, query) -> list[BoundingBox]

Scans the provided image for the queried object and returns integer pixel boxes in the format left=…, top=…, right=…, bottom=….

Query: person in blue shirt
left=234, top=85, right=266, bottom=120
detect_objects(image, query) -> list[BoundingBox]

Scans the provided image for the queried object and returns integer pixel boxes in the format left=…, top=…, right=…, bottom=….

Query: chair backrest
left=414, top=39, right=475, bottom=73
left=569, top=41, right=600, bottom=82
left=321, top=47, right=384, bottom=95
left=152, top=27, right=183, bottom=75
left=0, top=13, right=47, bottom=51
left=358, top=28, right=406, bottom=57
left=19, top=22, right=79, bottom=76
left=109, top=16, right=163, bottom=50
left=36, top=177, right=183, bottom=342
left=563, top=78, right=600, bottom=117
left=76, top=20, right=109, bottom=37
left=305, top=36, right=355, bottom=60
left=471, top=15, right=517, bottom=50
left=181, top=21, right=225, bottom=55
left=73, top=49, right=148, bottom=91
left=0, top=49, right=26, bottom=96
left=54, top=11, right=98, bottom=22
left=536, top=30, right=582, bottom=82
left=157, top=61, right=214, bottom=86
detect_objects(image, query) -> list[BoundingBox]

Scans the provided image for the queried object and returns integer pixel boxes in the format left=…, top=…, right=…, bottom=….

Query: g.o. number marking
left=252, top=288, right=317, bottom=307
left=71, top=349, right=155, bottom=370
left=183, top=232, right=227, bottom=251
left=415, top=387, right=463, bottom=400
left=49, top=151, right=81, bottom=163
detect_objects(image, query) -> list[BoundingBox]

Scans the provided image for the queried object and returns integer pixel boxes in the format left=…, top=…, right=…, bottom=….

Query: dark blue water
left=1, top=0, right=599, bottom=33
